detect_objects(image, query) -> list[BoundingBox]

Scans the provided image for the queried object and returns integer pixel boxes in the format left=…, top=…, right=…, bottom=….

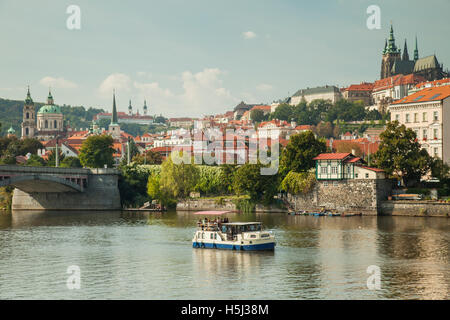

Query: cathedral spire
left=386, top=23, right=400, bottom=54
left=402, top=39, right=409, bottom=61
left=128, top=99, right=132, bottom=115
left=112, top=90, right=118, bottom=124
left=382, top=38, right=387, bottom=54
left=414, top=36, right=419, bottom=61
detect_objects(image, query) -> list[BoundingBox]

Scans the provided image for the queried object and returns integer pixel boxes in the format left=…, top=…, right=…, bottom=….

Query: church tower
left=143, top=100, right=148, bottom=115
left=21, top=87, right=36, bottom=138
left=380, top=24, right=401, bottom=79
left=108, top=91, right=121, bottom=139
left=128, top=99, right=132, bottom=115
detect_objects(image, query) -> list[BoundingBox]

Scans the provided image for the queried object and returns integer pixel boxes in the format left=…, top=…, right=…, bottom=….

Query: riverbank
left=176, top=196, right=286, bottom=213
left=380, top=200, right=450, bottom=217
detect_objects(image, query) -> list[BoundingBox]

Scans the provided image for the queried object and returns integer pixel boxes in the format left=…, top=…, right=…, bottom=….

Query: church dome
left=7, top=127, right=15, bottom=134
left=38, top=104, right=62, bottom=114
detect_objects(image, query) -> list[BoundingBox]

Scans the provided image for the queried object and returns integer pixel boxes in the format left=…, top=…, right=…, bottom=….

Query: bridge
left=0, top=165, right=121, bottom=211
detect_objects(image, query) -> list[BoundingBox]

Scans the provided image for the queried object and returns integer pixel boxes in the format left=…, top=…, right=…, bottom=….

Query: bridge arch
left=0, top=174, right=83, bottom=193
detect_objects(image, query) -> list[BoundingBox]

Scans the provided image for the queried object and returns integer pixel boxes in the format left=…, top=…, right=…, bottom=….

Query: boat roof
left=221, top=222, right=262, bottom=226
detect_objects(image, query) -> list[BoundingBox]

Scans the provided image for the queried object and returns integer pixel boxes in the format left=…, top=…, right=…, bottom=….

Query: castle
left=380, top=25, right=448, bottom=81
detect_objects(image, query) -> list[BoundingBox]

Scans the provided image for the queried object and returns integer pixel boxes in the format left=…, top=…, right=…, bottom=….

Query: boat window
left=202, top=232, right=205, bottom=239
left=250, top=225, right=255, bottom=231
left=222, top=226, right=227, bottom=233
left=257, top=225, right=261, bottom=231
left=214, top=233, right=217, bottom=240
left=210, top=233, right=214, bottom=240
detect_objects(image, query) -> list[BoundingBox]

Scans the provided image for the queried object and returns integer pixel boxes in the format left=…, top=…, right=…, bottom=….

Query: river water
left=0, top=210, right=448, bottom=300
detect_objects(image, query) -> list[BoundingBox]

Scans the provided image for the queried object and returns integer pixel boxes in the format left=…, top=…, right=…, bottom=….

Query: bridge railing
left=0, top=165, right=119, bottom=175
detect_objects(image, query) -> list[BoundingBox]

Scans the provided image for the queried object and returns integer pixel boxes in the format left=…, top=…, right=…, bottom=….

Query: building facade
left=389, top=86, right=450, bottom=164
left=290, top=85, right=342, bottom=106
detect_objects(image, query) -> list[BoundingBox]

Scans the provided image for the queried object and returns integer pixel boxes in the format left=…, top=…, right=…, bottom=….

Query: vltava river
left=0, top=211, right=448, bottom=299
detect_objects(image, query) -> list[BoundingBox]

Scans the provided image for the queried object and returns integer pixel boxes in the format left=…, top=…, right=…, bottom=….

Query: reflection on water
left=0, top=210, right=448, bottom=299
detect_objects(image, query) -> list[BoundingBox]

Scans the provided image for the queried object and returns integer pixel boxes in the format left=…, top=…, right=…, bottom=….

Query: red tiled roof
left=347, top=157, right=361, bottom=163
left=295, top=125, right=312, bottom=131
left=250, top=105, right=271, bottom=111
left=343, top=82, right=374, bottom=92
left=393, top=86, right=450, bottom=105
left=313, top=153, right=351, bottom=160
left=415, top=78, right=450, bottom=89
left=373, top=74, right=426, bottom=92
left=359, top=166, right=384, bottom=173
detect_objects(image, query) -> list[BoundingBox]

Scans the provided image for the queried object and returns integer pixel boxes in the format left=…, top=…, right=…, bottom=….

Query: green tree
left=373, top=121, right=433, bottom=186
left=46, top=150, right=65, bottom=167
left=250, top=109, right=267, bottom=122
left=25, top=154, right=46, bottom=166
left=431, top=157, right=450, bottom=181
left=270, top=103, right=293, bottom=121
left=61, top=156, right=82, bottom=168
left=79, top=135, right=115, bottom=168
left=159, top=155, right=199, bottom=199
left=133, top=150, right=163, bottom=165
left=232, top=163, right=278, bottom=204
left=279, top=131, right=326, bottom=176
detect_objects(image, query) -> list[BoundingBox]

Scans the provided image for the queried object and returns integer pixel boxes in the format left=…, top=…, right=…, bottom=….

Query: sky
left=0, top=0, right=449, bottom=117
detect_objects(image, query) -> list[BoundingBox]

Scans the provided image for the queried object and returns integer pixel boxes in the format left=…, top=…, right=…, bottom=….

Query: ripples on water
left=0, top=211, right=448, bottom=299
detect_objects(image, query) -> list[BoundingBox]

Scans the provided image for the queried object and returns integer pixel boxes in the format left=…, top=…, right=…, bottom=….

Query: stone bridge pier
left=0, top=165, right=121, bottom=211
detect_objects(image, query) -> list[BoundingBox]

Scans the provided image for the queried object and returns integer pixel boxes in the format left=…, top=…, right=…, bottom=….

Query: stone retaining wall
left=380, top=201, right=450, bottom=217
left=288, top=179, right=392, bottom=215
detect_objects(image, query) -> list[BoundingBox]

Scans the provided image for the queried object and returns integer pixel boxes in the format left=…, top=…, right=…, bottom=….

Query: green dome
left=7, top=127, right=15, bottom=134
left=38, top=104, right=62, bottom=114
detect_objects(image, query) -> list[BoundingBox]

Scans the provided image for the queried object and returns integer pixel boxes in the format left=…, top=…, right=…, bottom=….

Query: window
left=414, top=113, right=418, bottom=123
left=405, top=114, right=410, bottom=123
left=54, top=120, right=57, bottom=129
left=210, top=233, right=214, bottom=240
left=423, top=112, right=427, bottom=122
left=321, top=166, right=328, bottom=174
left=414, top=129, right=419, bottom=137
left=25, top=128, right=29, bottom=136
left=433, top=111, right=439, bottom=121
left=365, top=173, right=369, bottom=179
left=331, top=166, right=338, bottom=174
left=355, top=173, right=359, bottom=178
left=45, top=120, right=48, bottom=129
left=434, top=128, right=438, bottom=139
left=395, top=114, right=400, bottom=121
left=434, top=148, right=438, bottom=157
left=323, top=181, right=328, bottom=186
left=333, top=181, right=338, bottom=186
left=26, top=112, right=29, bottom=119
left=423, top=129, right=427, bottom=140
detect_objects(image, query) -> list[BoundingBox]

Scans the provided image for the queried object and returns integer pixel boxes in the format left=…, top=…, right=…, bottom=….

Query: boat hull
left=192, top=241, right=275, bottom=251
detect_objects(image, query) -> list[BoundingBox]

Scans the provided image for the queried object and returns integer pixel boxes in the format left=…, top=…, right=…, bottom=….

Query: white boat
left=192, top=220, right=276, bottom=251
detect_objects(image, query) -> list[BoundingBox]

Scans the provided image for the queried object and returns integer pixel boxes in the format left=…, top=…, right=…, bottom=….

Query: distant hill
left=0, top=97, right=105, bottom=136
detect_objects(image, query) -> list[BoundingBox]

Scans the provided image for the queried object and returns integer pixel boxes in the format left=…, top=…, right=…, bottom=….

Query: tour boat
left=192, top=220, right=276, bottom=251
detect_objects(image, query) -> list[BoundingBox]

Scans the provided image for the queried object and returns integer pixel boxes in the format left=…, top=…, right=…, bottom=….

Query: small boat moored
left=192, top=219, right=276, bottom=251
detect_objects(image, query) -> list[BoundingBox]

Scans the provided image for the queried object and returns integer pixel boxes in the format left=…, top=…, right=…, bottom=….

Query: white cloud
left=39, top=76, right=77, bottom=89
left=98, top=73, right=132, bottom=96
left=256, top=83, right=273, bottom=91
left=242, top=31, right=257, bottom=39
left=98, top=69, right=239, bottom=116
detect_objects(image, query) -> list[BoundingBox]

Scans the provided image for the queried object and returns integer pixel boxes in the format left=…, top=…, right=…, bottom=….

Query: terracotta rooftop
left=313, top=153, right=352, bottom=160
left=392, top=85, right=450, bottom=105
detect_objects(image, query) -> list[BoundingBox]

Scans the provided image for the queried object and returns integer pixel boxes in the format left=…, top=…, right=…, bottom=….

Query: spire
left=25, top=86, right=33, bottom=105
left=143, top=100, right=148, bottom=115
left=128, top=99, right=132, bottom=115
left=47, top=88, right=54, bottom=105
left=112, top=90, right=118, bottom=124
left=414, top=36, right=419, bottom=61
left=382, top=38, right=387, bottom=54
left=386, top=23, right=400, bottom=54
left=402, top=39, right=409, bottom=61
